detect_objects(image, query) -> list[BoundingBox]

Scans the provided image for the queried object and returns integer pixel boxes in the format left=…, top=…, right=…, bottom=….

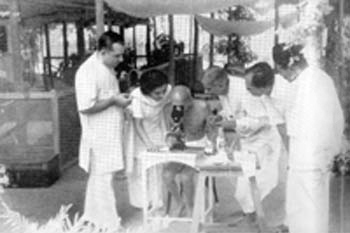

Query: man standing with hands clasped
left=75, top=31, right=132, bottom=231
left=273, top=43, right=344, bottom=233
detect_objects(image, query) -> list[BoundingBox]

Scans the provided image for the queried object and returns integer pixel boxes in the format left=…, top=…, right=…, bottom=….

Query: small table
left=191, top=157, right=266, bottom=233
left=140, top=147, right=201, bottom=227
left=140, top=148, right=266, bottom=232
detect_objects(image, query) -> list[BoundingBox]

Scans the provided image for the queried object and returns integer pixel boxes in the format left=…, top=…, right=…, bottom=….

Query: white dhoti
left=83, top=172, right=120, bottom=230
left=234, top=148, right=280, bottom=213
left=234, top=127, right=283, bottom=214
left=286, top=169, right=329, bottom=233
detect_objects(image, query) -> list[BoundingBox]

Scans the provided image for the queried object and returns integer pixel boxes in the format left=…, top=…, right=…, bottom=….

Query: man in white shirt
left=273, top=43, right=344, bottom=233
left=75, top=31, right=131, bottom=230
left=201, top=64, right=284, bottom=226
left=240, top=62, right=285, bottom=219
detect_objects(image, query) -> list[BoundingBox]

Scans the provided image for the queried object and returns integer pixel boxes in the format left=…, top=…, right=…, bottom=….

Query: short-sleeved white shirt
left=128, top=85, right=171, bottom=146
left=218, top=75, right=247, bottom=118
left=75, top=53, right=124, bottom=174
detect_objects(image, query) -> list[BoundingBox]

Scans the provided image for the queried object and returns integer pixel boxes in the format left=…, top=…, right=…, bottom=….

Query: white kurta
left=218, top=75, right=284, bottom=213
left=125, top=85, right=171, bottom=208
left=218, top=75, right=246, bottom=119
left=234, top=93, right=284, bottom=213
left=285, top=66, right=344, bottom=233
left=75, top=53, right=124, bottom=229
left=75, top=53, right=124, bottom=174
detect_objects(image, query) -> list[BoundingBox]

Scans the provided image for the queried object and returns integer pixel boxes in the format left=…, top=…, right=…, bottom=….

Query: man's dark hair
left=272, top=43, right=306, bottom=69
left=97, top=31, right=124, bottom=51
left=246, top=62, right=274, bottom=88
left=140, top=69, right=168, bottom=95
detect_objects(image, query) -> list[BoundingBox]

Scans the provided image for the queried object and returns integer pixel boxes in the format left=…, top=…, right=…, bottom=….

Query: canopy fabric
left=195, top=15, right=273, bottom=36
left=105, top=0, right=302, bottom=18
left=18, top=0, right=95, bottom=27
left=104, top=0, right=257, bottom=18
left=14, top=0, right=305, bottom=27
left=16, top=0, right=146, bottom=27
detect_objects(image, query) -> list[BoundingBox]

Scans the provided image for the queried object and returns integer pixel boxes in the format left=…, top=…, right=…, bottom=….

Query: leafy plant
left=332, top=151, right=350, bottom=176
left=215, top=5, right=257, bottom=66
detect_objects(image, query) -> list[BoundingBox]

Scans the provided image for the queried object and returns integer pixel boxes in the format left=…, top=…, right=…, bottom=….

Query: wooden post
left=146, top=23, right=151, bottom=66
left=168, top=14, right=175, bottom=85
left=338, top=0, right=345, bottom=110
left=95, top=0, right=104, bottom=37
left=44, top=24, right=53, bottom=90
left=76, top=20, right=85, bottom=57
left=274, top=0, right=279, bottom=45
left=120, top=26, right=125, bottom=40
left=339, top=0, right=344, bottom=74
left=62, top=21, right=68, bottom=66
left=227, top=7, right=233, bottom=64
left=8, top=0, right=22, bottom=90
left=192, top=18, right=199, bottom=86
left=132, top=26, right=137, bottom=67
left=153, top=17, right=157, bottom=45
left=209, top=13, right=215, bottom=67
left=107, top=19, right=113, bottom=31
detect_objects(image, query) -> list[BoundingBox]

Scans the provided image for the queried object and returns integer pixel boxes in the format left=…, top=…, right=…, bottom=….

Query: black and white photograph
left=0, top=0, right=349, bottom=232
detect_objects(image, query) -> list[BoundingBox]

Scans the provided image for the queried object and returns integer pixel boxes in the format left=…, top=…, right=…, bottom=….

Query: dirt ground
left=0, top=163, right=348, bottom=233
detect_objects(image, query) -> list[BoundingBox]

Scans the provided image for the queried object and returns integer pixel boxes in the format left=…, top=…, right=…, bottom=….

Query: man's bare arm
left=80, top=94, right=131, bottom=115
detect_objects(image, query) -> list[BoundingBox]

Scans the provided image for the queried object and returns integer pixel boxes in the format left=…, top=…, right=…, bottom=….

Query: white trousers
left=83, top=172, right=120, bottom=230
left=234, top=156, right=279, bottom=213
left=286, top=169, right=329, bottom=233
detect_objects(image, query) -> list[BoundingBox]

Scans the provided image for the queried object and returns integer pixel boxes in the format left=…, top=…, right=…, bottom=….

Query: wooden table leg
left=142, top=167, right=149, bottom=228
left=191, top=174, right=206, bottom=233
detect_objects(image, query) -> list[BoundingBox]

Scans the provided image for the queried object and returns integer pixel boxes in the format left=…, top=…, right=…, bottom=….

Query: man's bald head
left=170, top=85, right=192, bottom=106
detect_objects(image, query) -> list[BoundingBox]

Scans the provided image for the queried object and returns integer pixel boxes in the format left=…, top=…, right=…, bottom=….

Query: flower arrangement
left=332, top=152, right=350, bottom=176
left=214, top=5, right=257, bottom=66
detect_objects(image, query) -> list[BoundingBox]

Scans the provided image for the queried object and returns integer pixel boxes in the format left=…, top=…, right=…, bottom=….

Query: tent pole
left=209, top=13, right=215, bottom=67
left=153, top=17, right=157, bottom=44
left=76, top=20, right=85, bottom=57
left=227, top=7, right=233, bottom=64
left=62, top=21, right=68, bottom=66
left=9, top=0, right=23, bottom=89
left=168, top=14, right=175, bottom=85
left=274, top=0, right=279, bottom=45
left=192, top=17, right=199, bottom=87
left=44, top=24, right=53, bottom=90
left=120, top=26, right=125, bottom=40
left=132, top=26, right=137, bottom=67
left=146, top=23, right=151, bottom=66
left=339, top=0, right=344, bottom=79
left=95, top=0, right=104, bottom=37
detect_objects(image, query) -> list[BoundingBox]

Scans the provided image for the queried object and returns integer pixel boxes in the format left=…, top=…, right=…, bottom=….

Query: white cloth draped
left=125, top=85, right=171, bottom=208
left=105, top=0, right=256, bottom=18
left=285, top=66, right=344, bottom=233
left=286, top=66, right=344, bottom=171
left=195, top=15, right=274, bottom=37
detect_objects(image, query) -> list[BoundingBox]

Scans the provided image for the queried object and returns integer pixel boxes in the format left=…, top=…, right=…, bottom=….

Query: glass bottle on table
left=216, top=127, right=227, bottom=161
